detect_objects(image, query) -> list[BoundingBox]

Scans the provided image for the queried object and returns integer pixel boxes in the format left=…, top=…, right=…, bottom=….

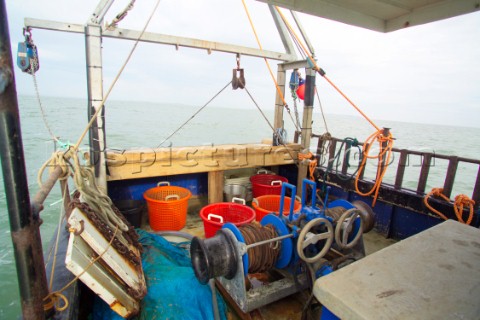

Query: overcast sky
left=5, top=0, right=480, bottom=128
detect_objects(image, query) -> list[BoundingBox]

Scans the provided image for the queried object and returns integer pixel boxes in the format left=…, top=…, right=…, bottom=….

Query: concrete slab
left=313, top=220, right=480, bottom=320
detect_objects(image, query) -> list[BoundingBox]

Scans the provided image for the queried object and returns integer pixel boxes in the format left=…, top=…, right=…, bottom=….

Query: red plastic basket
left=250, top=173, right=288, bottom=198
left=144, top=182, right=191, bottom=231
left=252, top=195, right=301, bottom=221
left=200, top=199, right=256, bottom=238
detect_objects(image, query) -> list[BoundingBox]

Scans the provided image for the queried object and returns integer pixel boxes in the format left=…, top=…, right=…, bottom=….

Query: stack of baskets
left=143, top=182, right=191, bottom=231
left=250, top=169, right=300, bottom=220
left=250, top=169, right=288, bottom=198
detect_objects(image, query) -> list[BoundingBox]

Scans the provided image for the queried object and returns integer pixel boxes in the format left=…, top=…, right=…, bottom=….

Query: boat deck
left=137, top=196, right=397, bottom=320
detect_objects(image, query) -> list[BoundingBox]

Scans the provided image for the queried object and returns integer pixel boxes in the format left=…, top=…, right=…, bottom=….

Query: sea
left=1, top=95, right=479, bottom=318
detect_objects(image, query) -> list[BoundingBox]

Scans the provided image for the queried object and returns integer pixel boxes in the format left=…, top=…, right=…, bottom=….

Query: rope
left=298, top=152, right=317, bottom=181
left=28, top=39, right=59, bottom=143
left=38, top=149, right=130, bottom=240
left=274, top=6, right=381, bottom=132
left=37, top=150, right=72, bottom=187
left=73, top=0, right=162, bottom=152
left=43, top=224, right=120, bottom=312
left=354, top=130, right=394, bottom=206
left=243, top=86, right=299, bottom=165
left=156, top=81, right=232, bottom=147
left=46, top=182, right=68, bottom=293
left=315, top=85, right=329, bottom=133
left=424, top=188, right=475, bottom=225
left=241, top=0, right=299, bottom=132
left=239, top=223, right=280, bottom=273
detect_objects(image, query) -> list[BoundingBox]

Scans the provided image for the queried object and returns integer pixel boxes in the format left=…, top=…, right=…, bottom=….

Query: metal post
left=301, top=68, right=315, bottom=150
left=273, top=64, right=286, bottom=132
left=0, top=1, right=49, bottom=318
left=296, top=67, right=316, bottom=195
left=85, top=24, right=107, bottom=191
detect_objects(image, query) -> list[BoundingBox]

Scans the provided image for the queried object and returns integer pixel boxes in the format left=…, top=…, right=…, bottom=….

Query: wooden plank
left=313, top=220, right=480, bottom=320
left=106, top=143, right=301, bottom=181
left=296, top=160, right=309, bottom=197
left=208, top=171, right=224, bottom=204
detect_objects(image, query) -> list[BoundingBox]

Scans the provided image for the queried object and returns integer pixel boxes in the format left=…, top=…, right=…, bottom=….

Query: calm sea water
left=1, top=95, right=479, bottom=317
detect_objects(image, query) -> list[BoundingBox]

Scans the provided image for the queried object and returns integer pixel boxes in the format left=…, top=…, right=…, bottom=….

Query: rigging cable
left=244, top=86, right=299, bottom=165
left=274, top=6, right=381, bottom=132
left=275, top=6, right=395, bottom=206
left=156, top=81, right=232, bottom=148
left=314, top=85, right=329, bottom=133
left=25, top=29, right=59, bottom=143
left=240, top=0, right=299, bottom=132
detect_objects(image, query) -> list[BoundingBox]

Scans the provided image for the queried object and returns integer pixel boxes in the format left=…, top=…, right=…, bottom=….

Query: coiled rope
left=273, top=7, right=395, bottom=203
left=298, top=152, right=317, bottom=181
left=423, top=188, right=475, bottom=225
left=354, top=130, right=394, bottom=206
left=239, top=223, right=280, bottom=273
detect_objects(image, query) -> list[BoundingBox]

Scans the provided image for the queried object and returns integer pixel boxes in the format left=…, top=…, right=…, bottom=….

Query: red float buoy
left=296, top=83, right=305, bottom=100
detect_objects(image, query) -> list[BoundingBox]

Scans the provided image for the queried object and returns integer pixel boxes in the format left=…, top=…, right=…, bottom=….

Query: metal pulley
left=232, top=53, right=245, bottom=90
left=17, top=28, right=39, bottom=74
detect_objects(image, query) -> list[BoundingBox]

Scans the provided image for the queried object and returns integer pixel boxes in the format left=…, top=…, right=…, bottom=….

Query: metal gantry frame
left=23, top=1, right=317, bottom=191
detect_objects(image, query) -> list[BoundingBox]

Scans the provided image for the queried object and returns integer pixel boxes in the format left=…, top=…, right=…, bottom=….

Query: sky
left=4, top=0, right=480, bottom=128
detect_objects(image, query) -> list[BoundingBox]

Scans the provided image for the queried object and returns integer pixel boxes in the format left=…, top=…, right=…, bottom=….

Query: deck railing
left=312, top=134, right=480, bottom=210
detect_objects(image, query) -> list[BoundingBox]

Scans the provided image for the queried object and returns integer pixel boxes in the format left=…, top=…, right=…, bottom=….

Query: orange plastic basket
left=252, top=195, right=301, bottom=221
left=143, top=182, right=191, bottom=231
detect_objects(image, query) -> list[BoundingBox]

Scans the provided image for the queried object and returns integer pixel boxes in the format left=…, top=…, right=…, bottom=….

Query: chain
left=69, top=192, right=142, bottom=267
left=27, top=32, right=59, bottom=143
left=292, top=99, right=301, bottom=130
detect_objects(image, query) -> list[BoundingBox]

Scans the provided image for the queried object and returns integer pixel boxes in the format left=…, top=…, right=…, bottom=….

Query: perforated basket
left=143, top=182, right=191, bottom=231
left=252, top=195, right=301, bottom=221
left=200, top=198, right=255, bottom=238
left=250, top=172, right=288, bottom=198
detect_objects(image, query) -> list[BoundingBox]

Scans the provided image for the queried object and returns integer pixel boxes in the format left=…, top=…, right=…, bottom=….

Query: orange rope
left=423, top=188, right=475, bottom=224
left=354, top=130, right=394, bottom=206
left=241, top=0, right=288, bottom=108
left=298, top=152, right=317, bottom=181
left=274, top=6, right=381, bottom=132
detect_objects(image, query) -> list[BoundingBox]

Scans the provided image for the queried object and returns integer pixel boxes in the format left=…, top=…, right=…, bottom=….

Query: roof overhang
left=257, top=0, right=480, bottom=32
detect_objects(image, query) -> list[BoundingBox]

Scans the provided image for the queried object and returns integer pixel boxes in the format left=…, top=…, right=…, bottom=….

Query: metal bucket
left=223, top=184, right=247, bottom=202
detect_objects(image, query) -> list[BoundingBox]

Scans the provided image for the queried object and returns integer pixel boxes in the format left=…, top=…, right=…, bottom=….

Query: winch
left=191, top=179, right=375, bottom=313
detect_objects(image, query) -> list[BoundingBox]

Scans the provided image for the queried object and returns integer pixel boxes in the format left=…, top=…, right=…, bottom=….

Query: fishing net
left=93, top=229, right=227, bottom=319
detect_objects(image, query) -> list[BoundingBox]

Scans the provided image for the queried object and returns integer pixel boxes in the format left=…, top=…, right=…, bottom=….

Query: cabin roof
left=257, top=0, right=480, bottom=32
